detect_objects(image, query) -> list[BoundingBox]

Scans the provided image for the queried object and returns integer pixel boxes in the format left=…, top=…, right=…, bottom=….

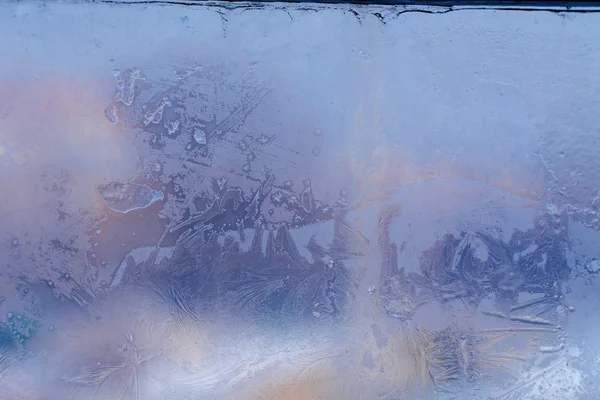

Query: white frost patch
left=586, top=259, right=600, bottom=274
left=520, top=359, right=587, bottom=400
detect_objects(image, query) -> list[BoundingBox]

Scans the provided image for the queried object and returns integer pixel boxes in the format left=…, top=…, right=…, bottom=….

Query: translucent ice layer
left=1, top=1, right=600, bottom=400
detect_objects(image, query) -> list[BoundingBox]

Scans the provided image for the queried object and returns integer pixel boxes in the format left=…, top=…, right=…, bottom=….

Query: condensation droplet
left=151, top=161, right=162, bottom=173
left=165, top=120, right=180, bottom=136
left=104, top=104, right=119, bottom=124
left=114, top=67, right=142, bottom=106
left=216, top=177, right=228, bottom=191
left=97, top=181, right=164, bottom=214
left=257, top=134, right=274, bottom=145
left=174, top=65, right=201, bottom=80
left=143, top=97, right=171, bottom=126
left=351, top=48, right=373, bottom=62
left=585, top=259, right=600, bottom=274
left=194, top=130, right=207, bottom=145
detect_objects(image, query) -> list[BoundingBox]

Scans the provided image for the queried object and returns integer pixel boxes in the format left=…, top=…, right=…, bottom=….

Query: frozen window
left=0, top=1, right=598, bottom=399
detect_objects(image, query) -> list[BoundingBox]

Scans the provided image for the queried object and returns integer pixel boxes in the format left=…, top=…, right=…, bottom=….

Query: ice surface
left=0, top=1, right=599, bottom=399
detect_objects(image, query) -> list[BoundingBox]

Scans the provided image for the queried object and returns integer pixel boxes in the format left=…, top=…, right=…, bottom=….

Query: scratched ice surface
left=1, top=1, right=600, bottom=399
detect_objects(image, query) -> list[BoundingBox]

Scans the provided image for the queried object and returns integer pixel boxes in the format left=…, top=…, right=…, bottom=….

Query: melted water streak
left=377, top=204, right=426, bottom=322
